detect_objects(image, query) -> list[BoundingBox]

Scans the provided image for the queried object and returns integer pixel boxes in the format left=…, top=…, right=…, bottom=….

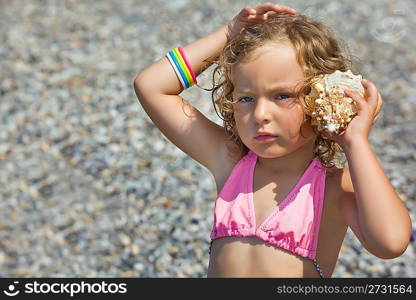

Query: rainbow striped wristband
left=166, top=47, right=198, bottom=89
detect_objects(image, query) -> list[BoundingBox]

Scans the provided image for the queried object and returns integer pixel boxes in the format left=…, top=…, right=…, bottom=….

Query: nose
left=253, top=97, right=273, bottom=124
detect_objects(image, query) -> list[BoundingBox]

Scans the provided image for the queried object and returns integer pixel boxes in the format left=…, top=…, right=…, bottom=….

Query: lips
left=254, top=134, right=278, bottom=142
left=254, top=135, right=277, bottom=138
left=255, top=132, right=277, bottom=138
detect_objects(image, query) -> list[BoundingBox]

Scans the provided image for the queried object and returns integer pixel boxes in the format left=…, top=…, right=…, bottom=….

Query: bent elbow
left=133, top=74, right=148, bottom=102
left=373, top=241, right=410, bottom=259
left=133, top=74, right=144, bottom=92
left=374, top=223, right=412, bottom=259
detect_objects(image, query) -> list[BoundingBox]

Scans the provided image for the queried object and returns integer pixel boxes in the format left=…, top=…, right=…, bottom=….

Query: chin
left=249, top=145, right=287, bottom=158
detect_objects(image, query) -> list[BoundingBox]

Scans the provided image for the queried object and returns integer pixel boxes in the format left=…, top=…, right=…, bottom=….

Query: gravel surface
left=0, top=0, right=415, bottom=277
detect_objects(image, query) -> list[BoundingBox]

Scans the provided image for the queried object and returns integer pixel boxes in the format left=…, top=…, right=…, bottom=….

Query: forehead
left=232, top=41, right=304, bottom=92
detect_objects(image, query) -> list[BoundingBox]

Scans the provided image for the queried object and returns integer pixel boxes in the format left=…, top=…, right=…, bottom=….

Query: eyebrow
left=233, top=83, right=297, bottom=95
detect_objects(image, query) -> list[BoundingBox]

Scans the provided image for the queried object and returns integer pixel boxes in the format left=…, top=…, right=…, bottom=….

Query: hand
left=322, top=79, right=384, bottom=149
left=225, top=2, right=297, bottom=41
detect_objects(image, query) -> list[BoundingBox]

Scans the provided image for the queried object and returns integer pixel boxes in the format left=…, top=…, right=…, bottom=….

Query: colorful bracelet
left=166, top=47, right=198, bottom=89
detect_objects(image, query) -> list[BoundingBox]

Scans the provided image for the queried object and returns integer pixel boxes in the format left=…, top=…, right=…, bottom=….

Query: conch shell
left=304, top=70, right=366, bottom=135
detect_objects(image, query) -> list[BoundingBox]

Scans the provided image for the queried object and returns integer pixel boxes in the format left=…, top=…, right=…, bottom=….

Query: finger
left=241, top=6, right=256, bottom=17
left=344, top=89, right=368, bottom=113
left=277, top=5, right=297, bottom=15
left=361, top=79, right=379, bottom=111
left=256, top=3, right=296, bottom=15
left=264, top=11, right=277, bottom=18
left=373, top=109, right=384, bottom=124
left=373, top=91, right=384, bottom=122
left=376, top=91, right=384, bottom=113
left=255, top=2, right=278, bottom=14
left=264, top=10, right=286, bottom=19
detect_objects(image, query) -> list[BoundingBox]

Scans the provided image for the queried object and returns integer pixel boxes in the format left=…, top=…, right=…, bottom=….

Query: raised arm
left=340, top=140, right=412, bottom=259
left=133, top=24, right=230, bottom=174
left=133, top=4, right=297, bottom=175
left=134, top=23, right=229, bottom=96
left=330, top=80, right=412, bottom=259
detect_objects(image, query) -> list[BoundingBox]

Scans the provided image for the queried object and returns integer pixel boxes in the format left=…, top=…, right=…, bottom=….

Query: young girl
left=134, top=3, right=412, bottom=278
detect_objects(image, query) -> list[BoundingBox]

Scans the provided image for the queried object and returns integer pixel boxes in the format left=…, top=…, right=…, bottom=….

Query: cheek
left=287, top=106, right=308, bottom=137
left=232, top=111, right=243, bottom=131
left=283, top=104, right=303, bottom=127
left=233, top=108, right=248, bottom=125
left=233, top=113, right=252, bottom=141
left=298, top=112, right=316, bottom=140
left=234, top=116, right=247, bottom=136
left=286, top=119, right=301, bottom=138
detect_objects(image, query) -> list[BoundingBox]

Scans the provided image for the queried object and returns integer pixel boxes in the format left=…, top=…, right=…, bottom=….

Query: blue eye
left=238, top=96, right=253, bottom=103
left=238, top=94, right=293, bottom=103
left=275, top=94, right=292, bottom=100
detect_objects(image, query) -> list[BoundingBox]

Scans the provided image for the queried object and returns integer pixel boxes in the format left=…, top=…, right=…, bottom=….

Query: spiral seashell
left=304, top=70, right=365, bottom=135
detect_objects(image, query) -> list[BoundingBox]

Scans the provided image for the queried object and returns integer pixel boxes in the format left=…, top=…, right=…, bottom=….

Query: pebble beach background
left=1, top=0, right=415, bottom=277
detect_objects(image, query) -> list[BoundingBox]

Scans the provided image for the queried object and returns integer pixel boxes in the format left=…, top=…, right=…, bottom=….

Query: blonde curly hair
left=201, top=13, right=362, bottom=168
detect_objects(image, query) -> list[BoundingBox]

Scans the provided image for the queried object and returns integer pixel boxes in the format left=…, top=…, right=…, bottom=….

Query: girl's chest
left=249, top=167, right=348, bottom=236
left=215, top=156, right=347, bottom=226
left=251, top=168, right=348, bottom=275
left=213, top=165, right=348, bottom=276
left=215, top=160, right=347, bottom=234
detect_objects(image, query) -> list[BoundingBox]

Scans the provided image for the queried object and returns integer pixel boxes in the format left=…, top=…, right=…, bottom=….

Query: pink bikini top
left=210, top=149, right=326, bottom=267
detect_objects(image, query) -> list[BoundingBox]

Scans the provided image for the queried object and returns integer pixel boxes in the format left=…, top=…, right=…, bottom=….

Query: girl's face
left=231, top=40, right=316, bottom=158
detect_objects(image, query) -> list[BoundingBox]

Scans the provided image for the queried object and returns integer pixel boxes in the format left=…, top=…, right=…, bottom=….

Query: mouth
left=254, top=135, right=278, bottom=142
